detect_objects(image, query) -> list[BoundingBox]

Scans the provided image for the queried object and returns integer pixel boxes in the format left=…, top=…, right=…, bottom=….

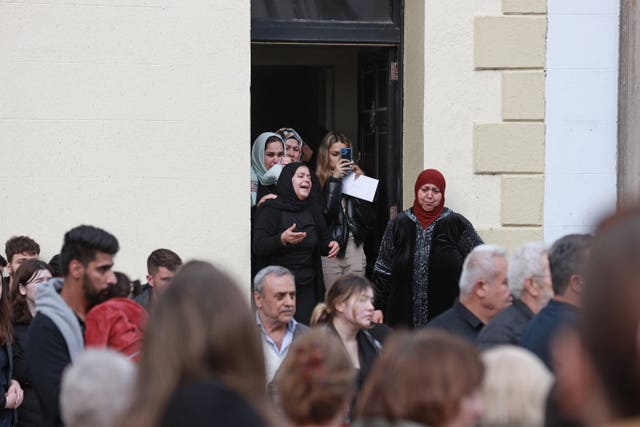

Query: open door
left=358, top=47, right=402, bottom=275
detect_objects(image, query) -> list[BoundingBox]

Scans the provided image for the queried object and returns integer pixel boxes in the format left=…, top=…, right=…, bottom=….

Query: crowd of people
left=0, top=127, right=639, bottom=427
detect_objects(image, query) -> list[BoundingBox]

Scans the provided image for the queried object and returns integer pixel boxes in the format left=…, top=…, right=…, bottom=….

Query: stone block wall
left=473, top=0, right=547, bottom=250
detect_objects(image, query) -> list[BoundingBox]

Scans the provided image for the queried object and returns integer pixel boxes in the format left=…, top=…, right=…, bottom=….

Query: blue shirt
left=520, top=299, right=579, bottom=370
left=255, top=311, right=297, bottom=358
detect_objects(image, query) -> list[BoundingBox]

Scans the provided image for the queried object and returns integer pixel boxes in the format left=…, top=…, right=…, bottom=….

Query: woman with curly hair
left=274, top=329, right=355, bottom=427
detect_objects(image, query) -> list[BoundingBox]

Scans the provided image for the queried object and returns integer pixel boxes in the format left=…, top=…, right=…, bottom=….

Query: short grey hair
left=60, top=349, right=136, bottom=427
left=459, top=244, right=508, bottom=297
left=508, top=242, right=549, bottom=298
left=253, top=265, right=294, bottom=295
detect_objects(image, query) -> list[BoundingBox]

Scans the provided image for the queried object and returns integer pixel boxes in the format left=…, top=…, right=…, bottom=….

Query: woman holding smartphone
left=316, top=132, right=375, bottom=289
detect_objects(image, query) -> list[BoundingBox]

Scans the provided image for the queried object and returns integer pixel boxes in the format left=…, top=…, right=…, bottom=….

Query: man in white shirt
left=254, top=265, right=309, bottom=383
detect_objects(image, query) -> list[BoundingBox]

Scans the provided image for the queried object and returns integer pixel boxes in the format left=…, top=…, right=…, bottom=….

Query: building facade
left=1, top=0, right=622, bottom=293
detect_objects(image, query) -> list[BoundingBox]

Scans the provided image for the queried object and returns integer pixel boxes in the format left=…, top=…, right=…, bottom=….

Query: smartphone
left=340, top=147, right=352, bottom=162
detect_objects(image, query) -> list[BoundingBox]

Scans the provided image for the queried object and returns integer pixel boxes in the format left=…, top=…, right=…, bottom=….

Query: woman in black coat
left=373, top=169, right=483, bottom=328
left=11, top=260, right=51, bottom=427
left=253, top=162, right=339, bottom=324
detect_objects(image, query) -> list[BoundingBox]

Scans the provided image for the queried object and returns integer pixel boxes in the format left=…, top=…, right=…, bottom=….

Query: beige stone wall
left=473, top=1, right=547, bottom=250
left=415, top=0, right=503, bottom=230
left=404, top=0, right=546, bottom=252
left=1, top=2, right=252, bottom=291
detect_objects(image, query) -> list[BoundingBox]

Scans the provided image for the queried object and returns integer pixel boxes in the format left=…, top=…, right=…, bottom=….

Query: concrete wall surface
left=1, top=1, right=252, bottom=289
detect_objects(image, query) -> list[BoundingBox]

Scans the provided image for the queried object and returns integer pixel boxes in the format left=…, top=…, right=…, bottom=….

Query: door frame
left=251, top=0, right=405, bottom=213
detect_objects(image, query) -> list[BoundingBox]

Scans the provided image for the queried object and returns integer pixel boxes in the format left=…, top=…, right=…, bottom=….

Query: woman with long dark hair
left=11, top=259, right=51, bottom=427
left=120, top=261, right=275, bottom=427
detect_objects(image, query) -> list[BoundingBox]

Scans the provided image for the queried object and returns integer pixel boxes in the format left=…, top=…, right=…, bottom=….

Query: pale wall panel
left=0, top=1, right=252, bottom=293
left=422, top=0, right=502, bottom=227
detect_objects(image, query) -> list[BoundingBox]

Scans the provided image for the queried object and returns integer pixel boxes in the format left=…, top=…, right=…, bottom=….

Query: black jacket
left=477, top=298, right=534, bottom=350
left=373, top=208, right=482, bottom=328
left=323, top=177, right=375, bottom=258
left=13, top=323, right=41, bottom=427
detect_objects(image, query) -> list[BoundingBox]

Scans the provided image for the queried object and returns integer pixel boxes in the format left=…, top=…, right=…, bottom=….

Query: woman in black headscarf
left=253, top=162, right=339, bottom=324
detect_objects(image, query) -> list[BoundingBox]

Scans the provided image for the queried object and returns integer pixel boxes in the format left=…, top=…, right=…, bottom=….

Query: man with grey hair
left=426, top=244, right=511, bottom=343
left=478, top=242, right=553, bottom=349
left=521, top=234, right=592, bottom=370
left=254, top=265, right=309, bottom=383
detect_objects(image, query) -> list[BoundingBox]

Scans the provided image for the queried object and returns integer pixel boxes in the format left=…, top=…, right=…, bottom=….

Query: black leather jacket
left=323, top=176, right=375, bottom=258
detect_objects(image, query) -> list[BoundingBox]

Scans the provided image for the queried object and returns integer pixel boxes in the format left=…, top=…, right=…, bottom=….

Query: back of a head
left=357, top=330, right=484, bottom=426
left=127, top=261, right=266, bottom=427
left=548, top=234, right=592, bottom=296
left=481, top=346, right=553, bottom=427
left=276, top=329, right=355, bottom=425
left=146, top=248, right=182, bottom=274
left=49, top=254, right=63, bottom=278
left=60, top=349, right=135, bottom=427
left=111, top=271, right=131, bottom=298
left=508, top=242, right=548, bottom=298
left=459, top=244, right=507, bottom=297
left=581, top=211, right=640, bottom=419
left=60, top=225, right=119, bottom=276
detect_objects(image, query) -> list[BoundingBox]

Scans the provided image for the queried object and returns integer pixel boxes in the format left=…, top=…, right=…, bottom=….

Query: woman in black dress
left=253, top=162, right=339, bottom=324
left=373, top=168, right=483, bottom=328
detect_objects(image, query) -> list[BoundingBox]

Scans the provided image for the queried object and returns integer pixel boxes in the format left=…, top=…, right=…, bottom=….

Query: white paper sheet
left=341, top=173, right=379, bottom=202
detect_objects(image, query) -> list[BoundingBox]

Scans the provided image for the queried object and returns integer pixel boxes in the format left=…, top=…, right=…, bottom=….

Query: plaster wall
left=420, top=1, right=503, bottom=226
left=544, top=0, right=619, bottom=241
left=0, top=1, right=252, bottom=290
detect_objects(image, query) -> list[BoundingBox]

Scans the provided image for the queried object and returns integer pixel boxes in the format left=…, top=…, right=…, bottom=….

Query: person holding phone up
left=315, top=132, right=376, bottom=291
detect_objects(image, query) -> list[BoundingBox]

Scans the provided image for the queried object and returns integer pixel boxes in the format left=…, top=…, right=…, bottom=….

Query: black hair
left=548, top=234, right=592, bottom=295
left=60, top=225, right=119, bottom=276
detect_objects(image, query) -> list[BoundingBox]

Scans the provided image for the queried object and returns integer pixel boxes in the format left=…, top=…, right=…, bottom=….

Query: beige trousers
left=321, top=236, right=366, bottom=291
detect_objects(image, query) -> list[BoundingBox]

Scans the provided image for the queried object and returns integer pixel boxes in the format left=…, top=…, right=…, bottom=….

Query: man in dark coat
left=520, top=234, right=592, bottom=370
left=134, top=248, right=182, bottom=310
left=478, top=241, right=553, bottom=349
left=426, top=244, right=511, bottom=343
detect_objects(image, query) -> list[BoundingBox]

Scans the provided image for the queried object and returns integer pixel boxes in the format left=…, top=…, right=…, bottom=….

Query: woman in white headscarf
left=250, top=132, right=285, bottom=207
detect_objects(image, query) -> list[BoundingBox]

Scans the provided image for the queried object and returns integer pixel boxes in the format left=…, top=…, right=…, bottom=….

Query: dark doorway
left=358, top=47, right=401, bottom=256
left=251, top=0, right=404, bottom=276
left=251, top=65, right=332, bottom=154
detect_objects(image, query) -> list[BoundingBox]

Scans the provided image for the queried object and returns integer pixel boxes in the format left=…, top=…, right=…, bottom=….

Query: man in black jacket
left=478, top=241, right=553, bottom=349
left=27, top=225, right=119, bottom=427
left=427, top=244, right=511, bottom=343
left=133, top=248, right=182, bottom=310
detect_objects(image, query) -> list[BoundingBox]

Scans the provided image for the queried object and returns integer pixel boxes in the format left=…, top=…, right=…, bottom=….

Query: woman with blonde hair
left=274, top=329, right=355, bottom=427
left=355, top=330, right=484, bottom=427
left=120, top=261, right=273, bottom=427
left=310, top=274, right=380, bottom=392
left=315, top=132, right=375, bottom=287
left=480, top=345, right=553, bottom=427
